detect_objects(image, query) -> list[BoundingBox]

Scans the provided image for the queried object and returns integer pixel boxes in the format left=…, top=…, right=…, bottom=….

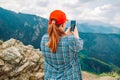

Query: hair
left=47, top=19, right=66, bottom=53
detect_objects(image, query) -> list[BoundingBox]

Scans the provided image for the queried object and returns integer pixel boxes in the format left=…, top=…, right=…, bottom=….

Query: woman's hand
left=71, top=27, right=80, bottom=39
left=65, top=27, right=71, bottom=35
left=65, top=27, right=80, bottom=39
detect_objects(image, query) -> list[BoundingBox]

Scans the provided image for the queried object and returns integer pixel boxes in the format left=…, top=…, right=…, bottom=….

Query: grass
left=99, top=72, right=120, bottom=78
left=82, top=71, right=120, bottom=80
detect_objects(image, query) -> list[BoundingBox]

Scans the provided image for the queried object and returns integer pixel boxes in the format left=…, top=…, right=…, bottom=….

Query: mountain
left=80, top=33, right=120, bottom=66
left=0, top=7, right=120, bottom=74
left=0, top=7, right=48, bottom=48
left=79, top=32, right=120, bottom=73
left=66, top=20, right=120, bottom=34
left=77, top=22, right=120, bottom=34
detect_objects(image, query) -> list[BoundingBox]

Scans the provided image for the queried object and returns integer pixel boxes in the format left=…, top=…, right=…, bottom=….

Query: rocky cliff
left=0, top=39, right=44, bottom=80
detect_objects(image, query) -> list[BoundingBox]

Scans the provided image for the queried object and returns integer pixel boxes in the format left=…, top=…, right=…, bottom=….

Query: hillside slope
left=0, top=7, right=48, bottom=48
left=80, top=32, right=120, bottom=68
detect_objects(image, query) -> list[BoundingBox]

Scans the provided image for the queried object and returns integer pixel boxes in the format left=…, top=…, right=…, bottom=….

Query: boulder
left=0, top=38, right=44, bottom=80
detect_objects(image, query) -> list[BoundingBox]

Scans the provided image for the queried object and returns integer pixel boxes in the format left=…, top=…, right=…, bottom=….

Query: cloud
left=36, top=0, right=49, bottom=7
left=74, top=4, right=111, bottom=21
left=111, top=14, right=120, bottom=27
left=79, top=0, right=96, bottom=3
left=76, top=3, right=120, bottom=27
left=0, top=0, right=120, bottom=27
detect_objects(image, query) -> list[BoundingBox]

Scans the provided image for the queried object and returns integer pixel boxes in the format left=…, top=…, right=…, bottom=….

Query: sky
left=0, top=0, right=120, bottom=27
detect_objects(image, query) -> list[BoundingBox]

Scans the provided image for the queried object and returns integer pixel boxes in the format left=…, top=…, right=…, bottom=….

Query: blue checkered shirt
left=40, top=34, right=83, bottom=80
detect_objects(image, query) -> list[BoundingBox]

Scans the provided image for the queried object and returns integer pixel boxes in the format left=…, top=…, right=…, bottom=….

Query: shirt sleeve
left=69, top=37, right=84, bottom=53
left=40, top=35, right=46, bottom=54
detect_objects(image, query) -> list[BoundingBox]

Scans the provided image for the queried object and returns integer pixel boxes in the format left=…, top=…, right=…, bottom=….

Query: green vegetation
left=0, top=7, right=48, bottom=48
left=82, top=71, right=120, bottom=80
left=100, top=72, right=120, bottom=78
left=79, top=32, right=120, bottom=73
left=79, top=52, right=120, bottom=74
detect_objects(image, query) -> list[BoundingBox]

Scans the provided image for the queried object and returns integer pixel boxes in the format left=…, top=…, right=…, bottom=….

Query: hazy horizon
left=0, top=0, right=120, bottom=27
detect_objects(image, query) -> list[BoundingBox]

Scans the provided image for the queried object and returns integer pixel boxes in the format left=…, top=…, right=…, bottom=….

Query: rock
left=36, top=72, right=44, bottom=79
left=0, top=47, right=22, bottom=64
left=0, top=38, right=44, bottom=80
left=0, top=59, right=4, bottom=67
left=0, top=40, right=3, bottom=45
left=2, top=38, right=16, bottom=48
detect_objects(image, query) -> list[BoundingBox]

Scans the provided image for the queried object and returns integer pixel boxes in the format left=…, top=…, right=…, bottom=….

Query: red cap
left=49, top=10, right=68, bottom=25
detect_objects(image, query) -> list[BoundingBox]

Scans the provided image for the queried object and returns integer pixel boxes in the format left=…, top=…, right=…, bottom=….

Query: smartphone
left=70, top=20, right=76, bottom=32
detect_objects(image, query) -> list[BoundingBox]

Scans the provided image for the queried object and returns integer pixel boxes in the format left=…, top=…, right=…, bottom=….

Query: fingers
left=74, top=26, right=77, bottom=31
left=67, top=27, right=70, bottom=31
left=72, top=27, right=80, bottom=39
left=65, top=27, right=79, bottom=39
left=65, top=27, right=71, bottom=34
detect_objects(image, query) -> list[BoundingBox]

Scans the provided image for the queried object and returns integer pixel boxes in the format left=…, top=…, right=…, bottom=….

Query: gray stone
left=0, top=38, right=44, bottom=80
left=0, top=40, right=3, bottom=45
left=1, top=47, right=22, bottom=64
left=2, top=38, right=16, bottom=48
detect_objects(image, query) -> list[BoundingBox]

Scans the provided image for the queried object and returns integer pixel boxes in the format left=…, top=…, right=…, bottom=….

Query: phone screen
left=70, top=20, right=76, bottom=32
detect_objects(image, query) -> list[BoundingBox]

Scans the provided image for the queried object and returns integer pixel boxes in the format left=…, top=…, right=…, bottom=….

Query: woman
left=41, top=10, right=83, bottom=80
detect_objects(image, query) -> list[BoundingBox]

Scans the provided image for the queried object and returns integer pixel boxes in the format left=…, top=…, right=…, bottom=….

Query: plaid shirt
left=40, top=34, right=83, bottom=80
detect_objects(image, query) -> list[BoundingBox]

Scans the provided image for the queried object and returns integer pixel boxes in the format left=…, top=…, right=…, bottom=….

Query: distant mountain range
left=77, top=22, right=120, bottom=34
left=66, top=20, right=120, bottom=34
left=0, top=7, right=48, bottom=48
left=0, top=7, right=120, bottom=74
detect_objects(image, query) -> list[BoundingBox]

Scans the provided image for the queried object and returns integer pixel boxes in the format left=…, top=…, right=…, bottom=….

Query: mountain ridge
left=0, top=7, right=48, bottom=48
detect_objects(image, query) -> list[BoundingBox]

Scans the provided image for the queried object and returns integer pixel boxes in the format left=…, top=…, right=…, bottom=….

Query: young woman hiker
left=41, top=10, right=83, bottom=80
